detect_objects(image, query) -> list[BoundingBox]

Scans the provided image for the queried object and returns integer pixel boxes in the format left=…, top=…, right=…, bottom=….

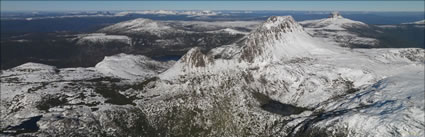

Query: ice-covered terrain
left=1, top=15, right=424, bottom=137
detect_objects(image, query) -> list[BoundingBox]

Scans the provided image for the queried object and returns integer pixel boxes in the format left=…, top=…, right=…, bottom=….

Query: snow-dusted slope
left=165, top=20, right=261, bottom=31
left=300, top=14, right=366, bottom=31
left=300, top=13, right=379, bottom=48
left=99, top=18, right=178, bottom=35
left=95, top=53, right=175, bottom=80
left=403, top=19, right=425, bottom=24
left=115, top=10, right=219, bottom=17
left=1, top=53, right=177, bottom=136
left=76, top=33, right=132, bottom=45
left=308, top=70, right=424, bottom=137
left=236, top=16, right=332, bottom=63
left=206, top=28, right=249, bottom=35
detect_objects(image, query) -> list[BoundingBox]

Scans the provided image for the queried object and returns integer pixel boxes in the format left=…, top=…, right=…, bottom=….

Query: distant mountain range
left=403, top=19, right=425, bottom=24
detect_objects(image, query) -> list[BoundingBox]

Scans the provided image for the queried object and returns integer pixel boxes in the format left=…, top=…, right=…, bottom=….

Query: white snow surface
left=115, top=10, right=219, bottom=16
left=300, top=17, right=366, bottom=31
left=314, top=70, right=425, bottom=137
left=95, top=53, right=175, bottom=80
left=403, top=20, right=425, bottom=24
left=300, top=15, right=379, bottom=47
left=99, top=18, right=177, bottom=35
left=165, top=20, right=261, bottom=30
left=76, top=33, right=131, bottom=45
left=206, top=28, right=249, bottom=35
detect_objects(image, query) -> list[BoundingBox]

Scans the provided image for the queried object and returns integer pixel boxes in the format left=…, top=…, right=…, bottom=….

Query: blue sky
left=1, top=1, right=424, bottom=12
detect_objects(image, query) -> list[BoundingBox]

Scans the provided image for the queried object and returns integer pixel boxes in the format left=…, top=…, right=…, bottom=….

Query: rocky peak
left=179, top=47, right=213, bottom=68
left=239, top=16, right=311, bottom=62
left=329, top=11, right=343, bottom=19
left=257, top=16, right=303, bottom=33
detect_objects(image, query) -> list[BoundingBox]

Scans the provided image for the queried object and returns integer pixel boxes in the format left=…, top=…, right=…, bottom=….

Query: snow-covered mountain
left=1, top=15, right=424, bottom=137
left=403, top=19, right=425, bottom=24
left=115, top=10, right=220, bottom=17
left=164, top=20, right=260, bottom=32
left=99, top=18, right=178, bottom=36
left=76, top=33, right=132, bottom=46
left=156, top=15, right=424, bottom=136
left=92, top=18, right=253, bottom=60
left=300, top=12, right=379, bottom=48
left=95, top=53, right=175, bottom=80
left=99, top=18, right=257, bottom=36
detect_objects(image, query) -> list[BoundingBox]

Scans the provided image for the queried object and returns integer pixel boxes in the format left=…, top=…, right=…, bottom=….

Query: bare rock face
left=238, top=16, right=317, bottom=63
left=240, top=16, right=304, bottom=62
left=179, top=47, right=213, bottom=68
left=329, top=11, right=343, bottom=19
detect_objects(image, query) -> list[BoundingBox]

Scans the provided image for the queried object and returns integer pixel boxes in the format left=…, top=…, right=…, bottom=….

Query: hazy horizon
left=1, top=1, right=424, bottom=12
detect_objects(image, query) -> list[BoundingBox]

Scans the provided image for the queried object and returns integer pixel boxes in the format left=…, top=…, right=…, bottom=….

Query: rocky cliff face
left=239, top=16, right=307, bottom=62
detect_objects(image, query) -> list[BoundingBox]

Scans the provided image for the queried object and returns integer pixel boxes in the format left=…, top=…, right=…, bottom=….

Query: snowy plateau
left=1, top=15, right=424, bottom=137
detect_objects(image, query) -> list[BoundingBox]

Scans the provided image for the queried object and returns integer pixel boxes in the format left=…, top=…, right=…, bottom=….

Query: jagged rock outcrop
left=179, top=47, right=213, bottom=68
left=329, top=11, right=343, bottom=19
left=240, top=16, right=300, bottom=62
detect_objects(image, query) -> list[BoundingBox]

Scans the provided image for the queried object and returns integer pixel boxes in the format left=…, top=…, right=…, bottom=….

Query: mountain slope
left=99, top=18, right=178, bottom=36
left=153, top=15, right=424, bottom=136
left=95, top=53, right=174, bottom=80
left=293, top=70, right=424, bottom=137
left=403, top=19, right=425, bottom=24
left=76, top=33, right=132, bottom=46
left=300, top=13, right=379, bottom=48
